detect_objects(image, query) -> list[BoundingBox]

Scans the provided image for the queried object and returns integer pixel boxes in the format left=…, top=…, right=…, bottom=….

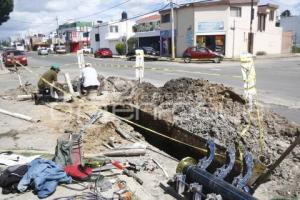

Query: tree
left=127, top=37, right=138, bottom=52
left=281, top=10, right=291, bottom=17
left=115, top=43, right=126, bottom=55
left=0, top=0, right=14, bottom=26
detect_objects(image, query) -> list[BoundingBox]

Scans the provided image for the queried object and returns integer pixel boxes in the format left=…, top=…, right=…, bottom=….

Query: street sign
left=135, top=49, right=144, bottom=83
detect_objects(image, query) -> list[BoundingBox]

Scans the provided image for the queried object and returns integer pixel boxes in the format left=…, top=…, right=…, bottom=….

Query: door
left=197, top=47, right=209, bottom=59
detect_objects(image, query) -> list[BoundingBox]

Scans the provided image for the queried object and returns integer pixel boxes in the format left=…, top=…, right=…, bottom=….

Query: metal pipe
left=185, top=166, right=257, bottom=200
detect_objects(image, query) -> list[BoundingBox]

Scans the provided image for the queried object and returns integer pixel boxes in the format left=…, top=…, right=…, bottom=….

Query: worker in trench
left=34, top=64, right=64, bottom=104
left=80, top=63, right=100, bottom=96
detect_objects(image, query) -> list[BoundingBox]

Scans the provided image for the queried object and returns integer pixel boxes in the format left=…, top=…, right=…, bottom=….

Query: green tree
left=281, top=10, right=291, bottom=17
left=115, top=43, right=126, bottom=55
left=0, top=0, right=14, bottom=25
left=127, top=37, right=138, bottom=52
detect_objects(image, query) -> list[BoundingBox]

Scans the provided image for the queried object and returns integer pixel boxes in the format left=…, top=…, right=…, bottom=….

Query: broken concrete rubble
left=0, top=76, right=299, bottom=199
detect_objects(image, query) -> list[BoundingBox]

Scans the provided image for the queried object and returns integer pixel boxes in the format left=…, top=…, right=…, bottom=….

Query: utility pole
left=249, top=0, right=254, bottom=53
left=56, top=16, right=60, bottom=46
left=170, top=0, right=175, bottom=60
left=231, top=20, right=236, bottom=58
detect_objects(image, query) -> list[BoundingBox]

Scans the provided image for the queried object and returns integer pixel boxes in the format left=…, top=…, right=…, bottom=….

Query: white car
left=55, top=45, right=67, bottom=54
left=82, top=47, right=92, bottom=54
left=37, top=47, right=48, bottom=55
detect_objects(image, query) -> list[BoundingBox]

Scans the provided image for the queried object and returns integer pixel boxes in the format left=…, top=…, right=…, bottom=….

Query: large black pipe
left=185, top=166, right=257, bottom=200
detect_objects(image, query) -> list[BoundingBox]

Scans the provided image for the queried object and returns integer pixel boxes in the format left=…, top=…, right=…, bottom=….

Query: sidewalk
left=224, top=53, right=300, bottom=61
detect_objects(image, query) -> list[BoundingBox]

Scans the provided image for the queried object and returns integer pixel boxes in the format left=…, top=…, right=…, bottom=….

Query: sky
left=0, top=0, right=299, bottom=40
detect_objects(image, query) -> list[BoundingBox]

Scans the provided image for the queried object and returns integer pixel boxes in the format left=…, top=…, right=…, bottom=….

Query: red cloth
left=64, top=165, right=92, bottom=181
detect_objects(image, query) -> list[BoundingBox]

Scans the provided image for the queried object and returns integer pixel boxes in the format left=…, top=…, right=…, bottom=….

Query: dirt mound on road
left=123, top=77, right=300, bottom=197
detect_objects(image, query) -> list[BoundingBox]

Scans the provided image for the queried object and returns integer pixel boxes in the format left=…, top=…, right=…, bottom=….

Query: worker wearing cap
left=38, top=64, right=61, bottom=92
left=240, top=52, right=257, bottom=110
left=80, top=63, right=100, bottom=95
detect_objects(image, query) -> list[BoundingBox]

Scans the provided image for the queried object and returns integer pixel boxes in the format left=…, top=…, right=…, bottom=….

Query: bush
left=127, top=37, right=138, bottom=52
left=292, top=46, right=300, bottom=53
left=115, top=43, right=126, bottom=55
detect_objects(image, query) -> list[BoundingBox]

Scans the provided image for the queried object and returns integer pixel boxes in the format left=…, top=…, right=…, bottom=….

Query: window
left=258, top=14, right=266, bottom=32
left=109, top=26, right=119, bottom=33
left=269, top=10, right=274, bottom=21
left=95, top=34, right=100, bottom=42
left=230, top=7, right=242, bottom=17
left=161, top=13, right=170, bottom=23
left=197, top=47, right=208, bottom=53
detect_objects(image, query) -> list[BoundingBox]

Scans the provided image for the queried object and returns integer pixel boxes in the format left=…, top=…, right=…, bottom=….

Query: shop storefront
left=160, top=30, right=177, bottom=57
left=196, top=21, right=226, bottom=55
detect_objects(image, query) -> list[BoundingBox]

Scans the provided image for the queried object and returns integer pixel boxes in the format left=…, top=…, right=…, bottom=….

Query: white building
left=281, top=16, right=300, bottom=47
left=160, top=0, right=283, bottom=58
left=90, top=17, right=135, bottom=54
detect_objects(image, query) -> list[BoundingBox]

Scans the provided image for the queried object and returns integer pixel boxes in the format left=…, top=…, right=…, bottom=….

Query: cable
left=43, top=2, right=169, bottom=36
left=67, top=0, right=131, bottom=21
left=93, top=3, right=169, bottom=29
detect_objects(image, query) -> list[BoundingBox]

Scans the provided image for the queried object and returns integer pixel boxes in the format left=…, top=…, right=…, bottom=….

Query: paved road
left=1, top=52, right=300, bottom=123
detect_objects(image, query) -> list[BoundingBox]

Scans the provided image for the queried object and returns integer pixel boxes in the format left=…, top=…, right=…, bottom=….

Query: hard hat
left=51, top=64, right=60, bottom=71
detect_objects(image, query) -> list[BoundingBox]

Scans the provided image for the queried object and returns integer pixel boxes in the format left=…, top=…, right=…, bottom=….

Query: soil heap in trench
left=118, top=77, right=300, bottom=197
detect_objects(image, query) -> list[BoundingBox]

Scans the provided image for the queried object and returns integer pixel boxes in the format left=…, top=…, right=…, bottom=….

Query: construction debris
left=0, top=108, right=38, bottom=122
left=0, top=76, right=299, bottom=199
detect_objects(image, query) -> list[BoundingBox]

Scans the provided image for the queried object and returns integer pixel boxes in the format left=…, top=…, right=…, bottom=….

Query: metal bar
left=185, top=166, right=257, bottom=200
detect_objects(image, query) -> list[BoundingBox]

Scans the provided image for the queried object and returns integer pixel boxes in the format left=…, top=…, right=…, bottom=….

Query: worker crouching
left=34, top=64, right=64, bottom=104
left=80, top=63, right=100, bottom=98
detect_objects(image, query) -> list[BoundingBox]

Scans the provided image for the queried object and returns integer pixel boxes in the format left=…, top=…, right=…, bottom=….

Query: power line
left=94, top=3, right=169, bottom=29
left=7, top=0, right=131, bottom=26
left=66, top=0, right=131, bottom=21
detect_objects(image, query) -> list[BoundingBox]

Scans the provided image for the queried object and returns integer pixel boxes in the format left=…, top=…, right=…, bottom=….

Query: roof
left=160, top=0, right=258, bottom=13
left=258, top=3, right=279, bottom=14
left=136, top=14, right=161, bottom=24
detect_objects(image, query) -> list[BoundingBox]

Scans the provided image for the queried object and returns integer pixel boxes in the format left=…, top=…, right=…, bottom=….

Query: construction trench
left=0, top=76, right=299, bottom=199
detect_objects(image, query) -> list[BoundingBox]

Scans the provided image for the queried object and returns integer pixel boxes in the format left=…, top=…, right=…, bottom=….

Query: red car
left=3, top=50, right=28, bottom=67
left=183, top=47, right=223, bottom=63
left=94, top=48, right=113, bottom=58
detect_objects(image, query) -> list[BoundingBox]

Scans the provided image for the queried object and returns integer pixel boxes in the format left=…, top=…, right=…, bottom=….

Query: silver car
left=37, top=47, right=49, bottom=55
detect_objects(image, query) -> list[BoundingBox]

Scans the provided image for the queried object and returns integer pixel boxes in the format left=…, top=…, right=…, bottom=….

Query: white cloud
left=0, top=0, right=298, bottom=40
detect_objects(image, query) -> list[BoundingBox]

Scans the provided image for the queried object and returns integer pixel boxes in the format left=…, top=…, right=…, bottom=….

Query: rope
left=15, top=61, right=72, bottom=97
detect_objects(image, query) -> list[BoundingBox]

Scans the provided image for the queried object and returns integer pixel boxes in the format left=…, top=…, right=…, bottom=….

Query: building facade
left=132, top=14, right=161, bottom=51
left=160, top=0, right=282, bottom=58
left=281, top=16, right=300, bottom=47
left=57, top=21, right=92, bottom=53
left=90, top=19, right=135, bottom=54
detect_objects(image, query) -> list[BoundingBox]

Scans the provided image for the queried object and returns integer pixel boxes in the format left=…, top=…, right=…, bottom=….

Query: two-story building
left=90, top=12, right=135, bottom=55
left=58, top=21, right=92, bottom=53
left=159, top=0, right=282, bottom=58
left=132, top=14, right=161, bottom=51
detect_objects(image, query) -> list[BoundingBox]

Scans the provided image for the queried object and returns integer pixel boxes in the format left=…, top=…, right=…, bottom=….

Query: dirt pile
left=0, top=84, right=36, bottom=99
left=121, top=77, right=300, bottom=197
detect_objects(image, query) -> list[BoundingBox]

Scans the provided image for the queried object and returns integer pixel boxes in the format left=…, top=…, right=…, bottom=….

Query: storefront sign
left=197, top=21, right=224, bottom=33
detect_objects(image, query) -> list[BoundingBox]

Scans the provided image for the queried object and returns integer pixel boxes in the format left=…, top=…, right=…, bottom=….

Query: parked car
left=82, top=46, right=92, bottom=54
left=126, top=47, right=159, bottom=61
left=182, top=47, right=223, bottom=63
left=2, top=48, right=13, bottom=62
left=3, top=50, right=28, bottom=67
left=94, top=48, right=113, bottom=58
left=55, top=45, right=66, bottom=54
left=37, top=47, right=49, bottom=55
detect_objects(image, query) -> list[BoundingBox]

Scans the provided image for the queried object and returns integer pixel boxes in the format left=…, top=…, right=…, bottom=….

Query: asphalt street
left=1, top=52, right=300, bottom=124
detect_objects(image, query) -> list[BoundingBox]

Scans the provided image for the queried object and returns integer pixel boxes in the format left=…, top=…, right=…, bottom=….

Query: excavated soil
left=117, top=77, right=300, bottom=197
